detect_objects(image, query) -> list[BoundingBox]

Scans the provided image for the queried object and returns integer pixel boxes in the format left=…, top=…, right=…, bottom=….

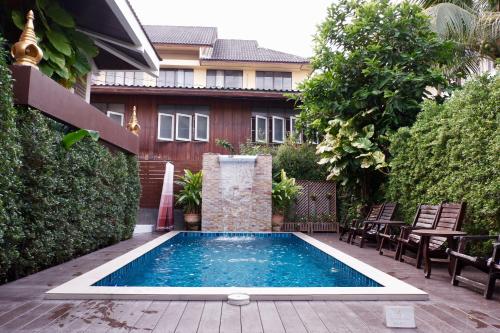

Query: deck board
left=241, top=301, right=263, bottom=333
left=175, top=301, right=205, bottom=333
left=0, top=232, right=498, bottom=333
left=220, top=302, right=241, bottom=333
left=256, top=302, right=285, bottom=333
left=153, top=301, right=187, bottom=333
left=198, top=301, right=222, bottom=333
left=274, top=301, right=307, bottom=333
left=291, top=301, right=329, bottom=333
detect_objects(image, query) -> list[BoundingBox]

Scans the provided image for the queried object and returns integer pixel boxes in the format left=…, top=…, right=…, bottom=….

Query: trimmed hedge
left=386, top=75, right=500, bottom=236
left=0, top=38, right=22, bottom=282
left=0, top=41, right=140, bottom=283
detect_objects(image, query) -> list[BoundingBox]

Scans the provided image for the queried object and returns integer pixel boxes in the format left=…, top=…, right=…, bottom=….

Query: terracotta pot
left=271, top=214, right=284, bottom=232
left=184, top=213, right=201, bottom=231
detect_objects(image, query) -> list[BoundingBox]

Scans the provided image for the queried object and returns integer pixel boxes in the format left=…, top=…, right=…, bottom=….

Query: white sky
left=129, top=0, right=333, bottom=58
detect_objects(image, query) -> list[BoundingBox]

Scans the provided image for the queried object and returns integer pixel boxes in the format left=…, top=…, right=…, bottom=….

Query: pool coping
left=45, top=231, right=428, bottom=301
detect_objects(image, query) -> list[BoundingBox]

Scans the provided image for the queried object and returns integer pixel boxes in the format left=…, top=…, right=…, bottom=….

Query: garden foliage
left=2, top=1, right=98, bottom=87
left=240, top=140, right=328, bottom=181
left=296, top=0, right=455, bottom=194
left=0, top=43, right=139, bottom=283
left=386, top=75, right=500, bottom=235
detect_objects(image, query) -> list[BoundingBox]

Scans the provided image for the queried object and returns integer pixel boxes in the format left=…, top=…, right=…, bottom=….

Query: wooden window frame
left=176, top=113, right=192, bottom=141
left=272, top=116, right=285, bottom=143
left=106, top=110, right=124, bottom=126
left=255, top=115, right=268, bottom=143
left=194, top=113, right=210, bottom=142
left=290, top=116, right=302, bottom=144
left=157, top=113, right=174, bottom=141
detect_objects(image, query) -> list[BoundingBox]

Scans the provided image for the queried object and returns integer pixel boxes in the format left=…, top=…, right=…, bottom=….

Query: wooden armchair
left=395, top=204, right=441, bottom=266
left=447, top=235, right=500, bottom=299
left=347, top=203, right=397, bottom=248
left=398, top=203, right=466, bottom=268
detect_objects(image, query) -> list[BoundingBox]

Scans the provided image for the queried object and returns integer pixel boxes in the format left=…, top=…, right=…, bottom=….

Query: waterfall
left=218, top=155, right=257, bottom=231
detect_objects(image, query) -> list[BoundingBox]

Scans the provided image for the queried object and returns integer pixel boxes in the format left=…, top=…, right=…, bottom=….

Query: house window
left=158, top=113, right=174, bottom=141
left=158, top=69, right=194, bottom=87
left=105, top=71, right=124, bottom=85
left=255, top=115, right=268, bottom=143
left=272, top=116, right=285, bottom=143
left=194, top=113, right=209, bottom=141
left=256, top=72, right=292, bottom=90
left=290, top=116, right=302, bottom=143
left=107, top=111, right=124, bottom=126
left=176, top=113, right=192, bottom=141
left=206, top=70, right=243, bottom=88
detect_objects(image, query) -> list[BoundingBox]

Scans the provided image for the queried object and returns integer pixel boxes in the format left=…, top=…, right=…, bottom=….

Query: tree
left=413, top=0, right=500, bottom=74
left=295, top=0, right=455, bottom=200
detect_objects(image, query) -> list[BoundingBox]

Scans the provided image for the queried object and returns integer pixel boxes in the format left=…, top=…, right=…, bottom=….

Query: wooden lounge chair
left=347, top=203, right=397, bottom=248
left=399, top=203, right=466, bottom=268
left=395, top=204, right=441, bottom=266
left=447, top=235, right=500, bottom=299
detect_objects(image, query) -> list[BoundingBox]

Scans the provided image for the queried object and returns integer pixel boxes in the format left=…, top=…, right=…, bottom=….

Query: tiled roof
left=91, top=82, right=299, bottom=93
left=143, top=25, right=217, bottom=45
left=203, top=39, right=309, bottom=63
left=142, top=25, right=309, bottom=64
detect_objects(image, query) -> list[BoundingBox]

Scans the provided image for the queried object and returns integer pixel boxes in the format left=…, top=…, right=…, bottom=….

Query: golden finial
left=127, top=106, right=141, bottom=136
left=11, top=10, right=43, bottom=69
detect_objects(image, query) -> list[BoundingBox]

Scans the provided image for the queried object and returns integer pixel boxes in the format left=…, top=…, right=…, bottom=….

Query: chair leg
left=378, top=237, right=385, bottom=254
left=346, top=229, right=353, bottom=244
left=359, top=232, right=366, bottom=248
left=484, top=274, right=496, bottom=299
left=415, top=244, right=423, bottom=269
left=398, top=243, right=406, bottom=262
left=451, top=259, right=462, bottom=286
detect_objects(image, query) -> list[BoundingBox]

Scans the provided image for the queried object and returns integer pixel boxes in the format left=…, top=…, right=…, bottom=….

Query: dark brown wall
left=91, top=93, right=294, bottom=207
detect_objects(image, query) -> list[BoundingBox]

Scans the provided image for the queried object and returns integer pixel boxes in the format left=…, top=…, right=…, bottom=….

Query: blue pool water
left=94, top=232, right=381, bottom=288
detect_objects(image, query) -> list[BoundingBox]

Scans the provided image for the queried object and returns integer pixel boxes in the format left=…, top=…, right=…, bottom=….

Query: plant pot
left=272, top=214, right=284, bottom=232
left=184, top=213, right=201, bottom=231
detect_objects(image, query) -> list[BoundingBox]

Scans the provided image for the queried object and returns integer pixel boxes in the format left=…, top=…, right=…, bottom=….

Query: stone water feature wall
left=201, top=153, right=272, bottom=231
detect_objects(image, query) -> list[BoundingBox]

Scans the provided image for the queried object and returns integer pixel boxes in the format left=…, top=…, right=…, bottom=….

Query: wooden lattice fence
left=282, top=180, right=337, bottom=233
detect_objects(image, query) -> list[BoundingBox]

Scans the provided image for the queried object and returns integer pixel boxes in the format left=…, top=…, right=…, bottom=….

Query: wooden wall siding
left=91, top=93, right=294, bottom=207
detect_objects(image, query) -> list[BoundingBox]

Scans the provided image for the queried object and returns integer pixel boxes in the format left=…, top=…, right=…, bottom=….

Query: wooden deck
left=0, top=232, right=499, bottom=332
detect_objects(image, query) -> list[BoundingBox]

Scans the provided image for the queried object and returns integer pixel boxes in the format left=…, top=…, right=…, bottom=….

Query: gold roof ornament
left=127, top=106, right=141, bottom=136
left=11, top=10, right=43, bottom=69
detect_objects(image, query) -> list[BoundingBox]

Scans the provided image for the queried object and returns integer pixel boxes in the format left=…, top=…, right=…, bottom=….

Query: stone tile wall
left=201, top=153, right=272, bottom=231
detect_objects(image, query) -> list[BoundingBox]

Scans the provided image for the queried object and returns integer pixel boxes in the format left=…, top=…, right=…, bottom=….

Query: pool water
left=94, top=232, right=381, bottom=288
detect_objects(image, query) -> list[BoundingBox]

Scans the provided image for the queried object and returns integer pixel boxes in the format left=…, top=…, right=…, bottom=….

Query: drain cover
left=227, top=293, right=250, bottom=306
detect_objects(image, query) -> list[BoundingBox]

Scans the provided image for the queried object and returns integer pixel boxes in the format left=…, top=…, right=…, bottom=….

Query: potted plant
left=175, top=169, right=203, bottom=230
left=271, top=169, right=302, bottom=231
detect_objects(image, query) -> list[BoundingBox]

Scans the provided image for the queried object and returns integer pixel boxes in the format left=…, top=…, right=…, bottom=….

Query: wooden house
left=90, top=25, right=311, bottom=212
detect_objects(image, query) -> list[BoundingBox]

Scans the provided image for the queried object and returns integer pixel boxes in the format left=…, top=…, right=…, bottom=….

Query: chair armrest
left=454, top=235, right=500, bottom=253
left=447, top=249, right=479, bottom=263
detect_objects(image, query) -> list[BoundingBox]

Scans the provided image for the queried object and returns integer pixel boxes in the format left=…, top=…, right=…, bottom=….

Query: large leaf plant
left=175, top=170, right=203, bottom=214
left=272, top=170, right=302, bottom=215
left=7, top=0, right=98, bottom=87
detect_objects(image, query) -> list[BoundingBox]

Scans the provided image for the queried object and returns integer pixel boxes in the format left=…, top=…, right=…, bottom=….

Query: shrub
left=240, top=140, right=328, bottom=181
left=273, top=142, right=328, bottom=181
left=0, top=37, right=23, bottom=281
left=386, top=75, right=500, bottom=236
left=3, top=107, right=140, bottom=281
left=0, top=41, right=140, bottom=282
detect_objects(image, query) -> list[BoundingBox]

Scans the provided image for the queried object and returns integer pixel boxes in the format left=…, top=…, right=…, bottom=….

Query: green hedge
left=0, top=38, right=23, bottom=282
left=0, top=41, right=140, bottom=283
left=386, top=75, right=500, bottom=235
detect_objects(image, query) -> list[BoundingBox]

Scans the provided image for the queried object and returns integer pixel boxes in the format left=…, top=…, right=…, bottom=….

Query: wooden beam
left=11, top=65, right=139, bottom=155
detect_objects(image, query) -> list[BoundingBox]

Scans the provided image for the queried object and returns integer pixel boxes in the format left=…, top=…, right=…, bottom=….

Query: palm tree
left=413, top=0, right=499, bottom=75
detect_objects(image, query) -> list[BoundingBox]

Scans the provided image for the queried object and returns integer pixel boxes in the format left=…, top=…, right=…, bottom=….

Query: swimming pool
left=45, top=232, right=428, bottom=300
left=94, top=232, right=380, bottom=288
